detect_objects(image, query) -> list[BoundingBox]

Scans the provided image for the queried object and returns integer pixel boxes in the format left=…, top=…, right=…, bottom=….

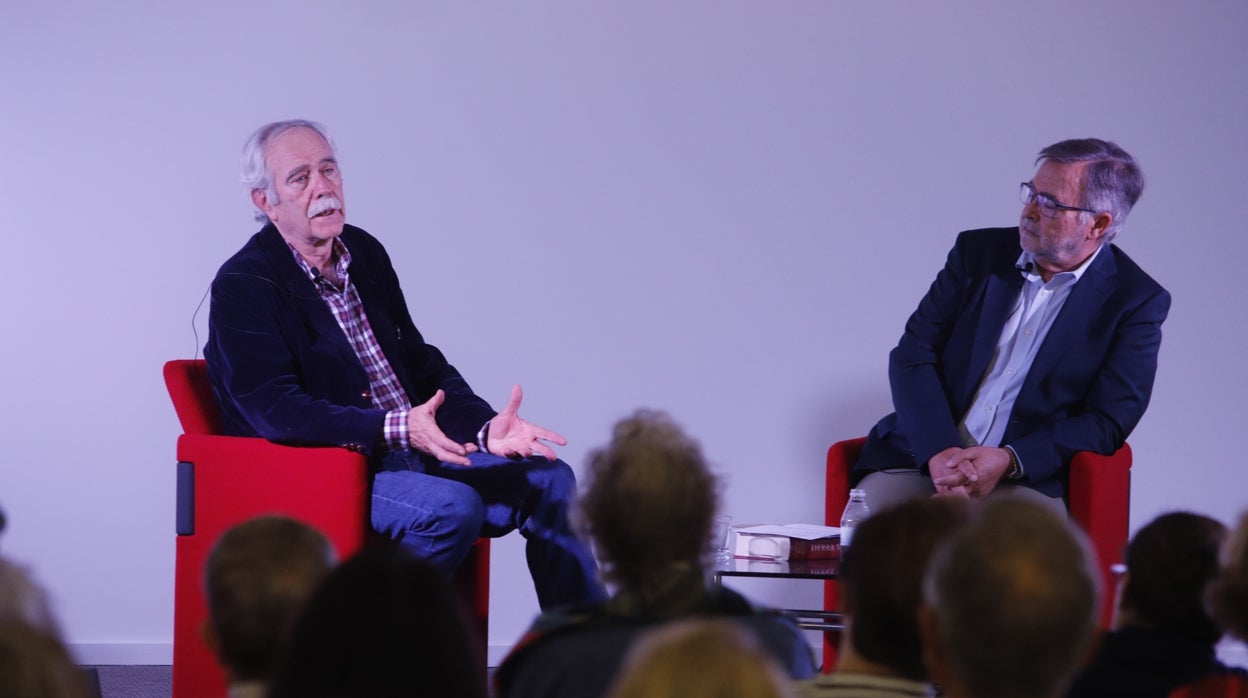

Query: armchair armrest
left=825, top=437, right=866, bottom=527
left=176, top=433, right=370, bottom=557
left=1068, top=443, right=1132, bottom=627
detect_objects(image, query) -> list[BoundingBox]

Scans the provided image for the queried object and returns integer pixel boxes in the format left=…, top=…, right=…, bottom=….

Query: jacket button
left=360, top=391, right=371, bottom=400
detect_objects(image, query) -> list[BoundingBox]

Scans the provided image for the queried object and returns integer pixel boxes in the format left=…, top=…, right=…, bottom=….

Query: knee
left=533, top=459, right=577, bottom=502
left=438, top=486, right=487, bottom=538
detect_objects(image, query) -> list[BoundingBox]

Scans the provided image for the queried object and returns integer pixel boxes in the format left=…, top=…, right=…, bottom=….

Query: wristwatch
left=1004, top=447, right=1024, bottom=481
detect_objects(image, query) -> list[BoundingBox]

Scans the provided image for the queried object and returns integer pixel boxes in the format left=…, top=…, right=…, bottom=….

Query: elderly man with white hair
left=205, top=120, right=603, bottom=610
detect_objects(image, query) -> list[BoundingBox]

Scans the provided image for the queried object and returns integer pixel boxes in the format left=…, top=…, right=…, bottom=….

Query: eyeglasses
left=1019, top=182, right=1099, bottom=218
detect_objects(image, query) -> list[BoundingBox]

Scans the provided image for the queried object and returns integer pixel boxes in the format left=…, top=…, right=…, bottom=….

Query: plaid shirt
left=288, top=239, right=410, bottom=451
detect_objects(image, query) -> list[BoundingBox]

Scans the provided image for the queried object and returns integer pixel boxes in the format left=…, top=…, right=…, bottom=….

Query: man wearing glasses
left=852, top=139, right=1170, bottom=514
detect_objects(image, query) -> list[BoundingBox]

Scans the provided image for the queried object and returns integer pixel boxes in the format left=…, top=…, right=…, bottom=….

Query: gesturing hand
left=486, top=384, right=568, bottom=460
left=407, top=389, right=477, bottom=466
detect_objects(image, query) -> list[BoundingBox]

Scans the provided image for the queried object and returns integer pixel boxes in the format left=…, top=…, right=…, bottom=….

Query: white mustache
left=308, top=197, right=342, bottom=219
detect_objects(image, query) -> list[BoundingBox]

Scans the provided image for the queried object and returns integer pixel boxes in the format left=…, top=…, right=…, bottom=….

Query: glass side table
left=711, top=557, right=843, bottom=632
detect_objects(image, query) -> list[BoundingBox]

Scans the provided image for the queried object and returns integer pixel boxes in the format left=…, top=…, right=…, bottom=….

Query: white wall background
left=2, top=0, right=1246, bottom=665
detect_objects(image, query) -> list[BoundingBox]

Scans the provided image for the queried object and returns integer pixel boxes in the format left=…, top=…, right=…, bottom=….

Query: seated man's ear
left=1089, top=211, right=1114, bottom=243
left=251, top=189, right=275, bottom=220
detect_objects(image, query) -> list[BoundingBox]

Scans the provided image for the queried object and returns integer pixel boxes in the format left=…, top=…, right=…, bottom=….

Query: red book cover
left=786, top=559, right=841, bottom=576
left=788, top=538, right=841, bottom=561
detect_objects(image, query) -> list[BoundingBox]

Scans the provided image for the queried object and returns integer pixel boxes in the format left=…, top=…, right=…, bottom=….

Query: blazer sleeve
left=206, top=268, right=388, bottom=454
left=887, top=237, right=975, bottom=470
left=1008, top=281, right=1171, bottom=484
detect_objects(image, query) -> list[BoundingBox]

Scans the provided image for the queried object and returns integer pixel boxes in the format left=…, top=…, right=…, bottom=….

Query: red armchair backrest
left=162, top=357, right=489, bottom=697
left=822, top=436, right=1132, bottom=672
left=163, top=359, right=224, bottom=436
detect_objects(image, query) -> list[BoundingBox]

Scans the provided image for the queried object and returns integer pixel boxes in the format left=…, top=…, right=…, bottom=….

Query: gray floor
left=85, top=666, right=171, bottom=698
left=83, top=664, right=504, bottom=698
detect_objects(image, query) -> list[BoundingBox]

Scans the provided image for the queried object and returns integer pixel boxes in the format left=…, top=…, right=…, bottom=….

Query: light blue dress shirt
left=958, top=245, right=1105, bottom=458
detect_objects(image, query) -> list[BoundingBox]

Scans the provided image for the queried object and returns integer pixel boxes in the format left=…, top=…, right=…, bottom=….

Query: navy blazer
left=855, top=227, right=1171, bottom=498
left=205, top=224, right=496, bottom=456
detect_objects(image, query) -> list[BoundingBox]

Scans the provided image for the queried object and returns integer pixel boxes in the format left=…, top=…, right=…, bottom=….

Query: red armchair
left=822, top=436, right=1130, bottom=671
left=166, top=359, right=490, bottom=698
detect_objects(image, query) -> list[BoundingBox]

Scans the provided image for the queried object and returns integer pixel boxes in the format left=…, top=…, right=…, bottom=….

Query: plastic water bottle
left=840, top=489, right=870, bottom=548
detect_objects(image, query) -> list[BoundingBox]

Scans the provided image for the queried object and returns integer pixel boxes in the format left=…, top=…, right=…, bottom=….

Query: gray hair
left=577, top=409, right=719, bottom=594
left=922, top=496, right=1101, bottom=698
left=241, top=119, right=337, bottom=224
left=1037, top=138, right=1143, bottom=243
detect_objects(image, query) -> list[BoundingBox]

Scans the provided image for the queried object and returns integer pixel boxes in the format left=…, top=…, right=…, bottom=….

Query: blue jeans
left=371, top=450, right=605, bottom=610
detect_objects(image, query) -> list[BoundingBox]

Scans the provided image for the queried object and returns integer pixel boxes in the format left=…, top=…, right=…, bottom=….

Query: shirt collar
left=1016, top=243, right=1103, bottom=285
left=286, top=237, right=352, bottom=287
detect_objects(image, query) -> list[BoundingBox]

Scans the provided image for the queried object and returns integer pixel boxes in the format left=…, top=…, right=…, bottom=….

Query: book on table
left=733, top=523, right=841, bottom=561
left=736, top=558, right=840, bottom=577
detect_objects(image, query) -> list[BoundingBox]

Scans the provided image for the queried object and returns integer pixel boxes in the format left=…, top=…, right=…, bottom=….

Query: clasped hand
left=929, top=446, right=1011, bottom=499
left=406, top=385, right=566, bottom=466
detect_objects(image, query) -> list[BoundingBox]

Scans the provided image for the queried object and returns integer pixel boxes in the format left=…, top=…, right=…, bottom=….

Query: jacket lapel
left=256, top=227, right=350, bottom=350
left=967, top=261, right=1024, bottom=394
left=1023, top=246, right=1118, bottom=389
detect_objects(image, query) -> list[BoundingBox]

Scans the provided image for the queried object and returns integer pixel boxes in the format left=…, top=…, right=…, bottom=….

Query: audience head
left=579, top=409, right=718, bottom=594
left=605, top=619, right=794, bottom=698
left=1117, top=511, right=1227, bottom=645
left=838, top=496, right=971, bottom=680
left=0, top=620, right=90, bottom=698
left=920, top=495, right=1101, bottom=698
left=1207, top=511, right=1248, bottom=643
left=0, top=556, right=62, bottom=637
left=268, top=545, right=486, bottom=698
left=0, top=548, right=83, bottom=698
left=203, top=515, right=335, bottom=683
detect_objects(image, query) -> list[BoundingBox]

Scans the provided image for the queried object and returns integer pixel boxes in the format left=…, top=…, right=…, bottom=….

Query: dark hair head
left=204, top=515, right=335, bottom=681
left=578, top=410, right=718, bottom=593
left=268, top=545, right=486, bottom=698
left=923, top=496, right=1100, bottom=698
left=1120, top=511, right=1227, bottom=644
left=1207, top=511, right=1248, bottom=642
left=840, top=497, right=971, bottom=680
left=1036, top=138, right=1143, bottom=242
left=0, top=620, right=89, bottom=698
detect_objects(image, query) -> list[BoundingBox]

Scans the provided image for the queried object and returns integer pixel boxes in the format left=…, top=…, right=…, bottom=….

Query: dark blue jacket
left=855, top=227, right=1171, bottom=498
left=205, top=224, right=495, bottom=456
